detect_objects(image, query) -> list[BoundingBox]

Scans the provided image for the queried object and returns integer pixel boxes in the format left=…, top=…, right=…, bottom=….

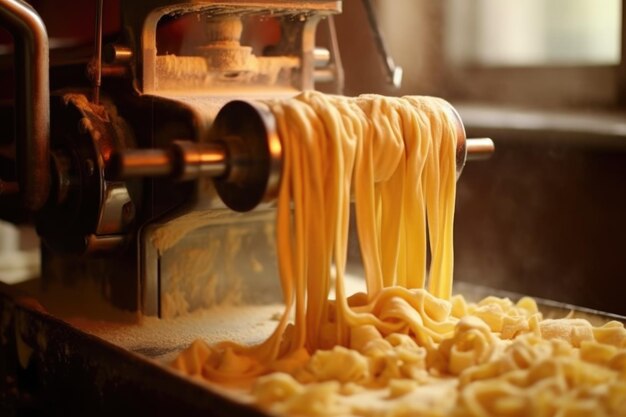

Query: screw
left=122, top=202, right=135, bottom=224
left=84, top=159, right=95, bottom=176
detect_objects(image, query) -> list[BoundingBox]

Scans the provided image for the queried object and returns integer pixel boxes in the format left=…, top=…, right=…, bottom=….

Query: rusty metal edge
left=0, top=281, right=269, bottom=417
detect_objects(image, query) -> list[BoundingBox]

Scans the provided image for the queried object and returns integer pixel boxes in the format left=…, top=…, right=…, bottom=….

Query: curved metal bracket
left=0, top=0, right=50, bottom=211
left=362, top=0, right=403, bottom=89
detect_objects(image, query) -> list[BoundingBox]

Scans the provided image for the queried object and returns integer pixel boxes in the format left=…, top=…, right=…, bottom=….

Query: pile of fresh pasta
left=172, top=92, right=626, bottom=417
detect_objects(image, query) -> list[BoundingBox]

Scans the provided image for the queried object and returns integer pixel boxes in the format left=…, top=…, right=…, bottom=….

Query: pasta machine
left=3, top=2, right=625, bottom=417
left=0, top=0, right=493, bottom=321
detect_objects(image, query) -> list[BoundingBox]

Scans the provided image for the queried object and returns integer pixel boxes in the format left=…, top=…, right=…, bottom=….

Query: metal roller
left=106, top=100, right=282, bottom=212
left=107, top=100, right=494, bottom=212
left=210, top=101, right=282, bottom=212
left=444, top=102, right=495, bottom=178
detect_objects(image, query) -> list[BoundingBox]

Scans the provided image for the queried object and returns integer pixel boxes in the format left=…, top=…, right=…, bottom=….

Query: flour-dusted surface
left=70, top=304, right=285, bottom=362
left=70, top=274, right=367, bottom=359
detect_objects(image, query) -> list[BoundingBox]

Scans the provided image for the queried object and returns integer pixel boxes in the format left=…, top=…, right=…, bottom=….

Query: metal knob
left=444, top=103, right=495, bottom=178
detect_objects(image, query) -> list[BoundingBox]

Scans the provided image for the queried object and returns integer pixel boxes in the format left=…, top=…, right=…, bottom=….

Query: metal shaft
left=106, top=141, right=228, bottom=181
left=466, top=138, right=495, bottom=161
left=108, top=138, right=492, bottom=180
left=443, top=102, right=494, bottom=178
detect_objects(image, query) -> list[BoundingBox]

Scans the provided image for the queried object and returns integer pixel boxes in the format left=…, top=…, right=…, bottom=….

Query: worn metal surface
left=0, top=282, right=268, bottom=417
